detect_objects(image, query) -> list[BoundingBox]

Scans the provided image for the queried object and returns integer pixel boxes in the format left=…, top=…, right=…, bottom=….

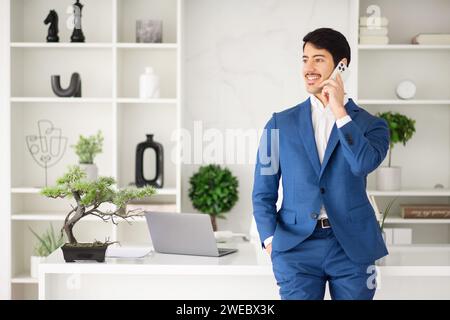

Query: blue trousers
left=271, top=224, right=377, bottom=300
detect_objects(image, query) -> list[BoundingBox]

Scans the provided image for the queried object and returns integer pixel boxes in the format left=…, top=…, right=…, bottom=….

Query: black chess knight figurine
left=70, top=0, right=85, bottom=42
left=44, top=10, right=59, bottom=42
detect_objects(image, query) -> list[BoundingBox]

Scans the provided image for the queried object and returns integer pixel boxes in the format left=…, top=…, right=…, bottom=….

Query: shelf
left=385, top=217, right=450, bottom=224
left=359, top=44, right=450, bottom=50
left=155, top=188, right=177, bottom=195
left=12, top=187, right=177, bottom=195
left=11, top=187, right=41, bottom=194
left=11, top=213, right=101, bottom=222
left=10, top=97, right=113, bottom=103
left=367, top=189, right=450, bottom=197
left=387, top=244, right=450, bottom=252
left=116, top=43, right=178, bottom=49
left=11, top=274, right=38, bottom=284
left=358, top=99, right=450, bottom=105
left=10, top=42, right=113, bottom=49
left=10, top=43, right=179, bottom=50
left=116, top=98, right=177, bottom=104
left=11, top=97, right=177, bottom=104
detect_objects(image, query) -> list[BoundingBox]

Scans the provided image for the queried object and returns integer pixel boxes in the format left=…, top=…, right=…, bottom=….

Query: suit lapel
left=319, top=98, right=359, bottom=179
left=298, top=98, right=321, bottom=177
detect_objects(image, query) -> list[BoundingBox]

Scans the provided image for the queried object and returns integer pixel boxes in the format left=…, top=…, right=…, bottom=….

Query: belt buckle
left=320, top=219, right=331, bottom=229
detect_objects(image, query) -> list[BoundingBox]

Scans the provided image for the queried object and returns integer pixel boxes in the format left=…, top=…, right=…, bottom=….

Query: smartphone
left=329, top=59, right=350, bottom=82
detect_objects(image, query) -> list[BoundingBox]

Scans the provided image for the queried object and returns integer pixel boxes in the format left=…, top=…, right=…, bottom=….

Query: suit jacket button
left=310, top=212, right=319, bottom=220
left=320, top=187, right=325, bottom=194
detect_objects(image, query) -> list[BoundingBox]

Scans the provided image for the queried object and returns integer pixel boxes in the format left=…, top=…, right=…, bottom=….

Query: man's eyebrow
left=302, top=54, right=326, bottom=58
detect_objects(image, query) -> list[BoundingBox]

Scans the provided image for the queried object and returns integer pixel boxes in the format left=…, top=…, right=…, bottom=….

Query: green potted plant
left=29, top=223, right=65, bottom=277
left=376, top=112, right=415, bottom=190
left=71, top=131, right=104, bottom=181
left=41, top=165, right=155, bottom=262
left=188, top=164, right=239, bottom=231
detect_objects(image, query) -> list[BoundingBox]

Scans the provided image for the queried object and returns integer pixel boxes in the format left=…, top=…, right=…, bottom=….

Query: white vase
left=376, top=166, right=401, bottom=191
left=79, top=163, right=98, bottom=181
left=139, top=67, right=160, bottom=99
left=30, top=256, right=45, bottom=278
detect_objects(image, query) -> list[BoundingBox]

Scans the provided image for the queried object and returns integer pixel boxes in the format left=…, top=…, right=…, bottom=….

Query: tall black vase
left=135, top=134, right=164, bottom=188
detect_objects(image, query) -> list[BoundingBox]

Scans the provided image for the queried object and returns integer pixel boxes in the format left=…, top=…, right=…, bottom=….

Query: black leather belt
left=317, top=218, right=331, bottom=229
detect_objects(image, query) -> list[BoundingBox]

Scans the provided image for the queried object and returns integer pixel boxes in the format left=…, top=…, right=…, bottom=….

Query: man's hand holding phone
left=318, top=60, right=348, bottom=120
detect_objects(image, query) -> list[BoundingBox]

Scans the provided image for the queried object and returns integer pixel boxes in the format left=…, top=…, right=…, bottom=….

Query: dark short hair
left=302, top=28, right=351, bottom=67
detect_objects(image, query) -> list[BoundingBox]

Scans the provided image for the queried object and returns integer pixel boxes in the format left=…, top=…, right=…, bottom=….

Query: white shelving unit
left=1, top=0, right=183, bottom=300
left=356, top=0, right=450, bottom=247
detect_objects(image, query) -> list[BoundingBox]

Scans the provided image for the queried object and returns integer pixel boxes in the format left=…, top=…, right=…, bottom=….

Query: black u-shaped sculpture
left=51, top=73, right=82, bottom=97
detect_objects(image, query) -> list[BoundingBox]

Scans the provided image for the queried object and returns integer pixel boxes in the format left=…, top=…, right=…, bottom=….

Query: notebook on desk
left=145, top=211, right=238, bottom=257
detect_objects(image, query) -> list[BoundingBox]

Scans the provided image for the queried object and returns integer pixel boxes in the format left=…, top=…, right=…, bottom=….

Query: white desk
left=38, top=243, right=450, bottom=299
left=39, top=241, right=279, bottom=300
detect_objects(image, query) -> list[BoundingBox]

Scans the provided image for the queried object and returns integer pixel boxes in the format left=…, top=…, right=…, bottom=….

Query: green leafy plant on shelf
left=188, top=164, right=239, bottom=231
left=376, top=112, right=416, bottom=167
left=41, top=165, right=155, bottom=245
left=380, top=197, right=398, bottom=232
left=71, top=131, right=104, bottom=164
left=29, top=223, right=65, bottom=257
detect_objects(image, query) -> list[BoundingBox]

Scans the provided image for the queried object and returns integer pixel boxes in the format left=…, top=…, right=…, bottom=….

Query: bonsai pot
left=79, top=163, right=98, bottom=181
left=376, top=166, right=401, bottom=191
left=61, top=243, right=110, bottom=263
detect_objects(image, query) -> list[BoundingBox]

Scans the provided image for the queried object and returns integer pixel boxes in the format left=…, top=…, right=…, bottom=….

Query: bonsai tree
left=376, top=112, right=416, bottom=167
left=188, top=164, right=239, bottom=231
left=72, top=131, right=104, bottom=164
left=41, top=165, right=155, bottom=245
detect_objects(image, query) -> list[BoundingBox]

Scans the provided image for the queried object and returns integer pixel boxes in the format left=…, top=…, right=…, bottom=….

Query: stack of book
left=401, top=204, right=450, bottom=219
left=359, top=16, right=389, bottom=45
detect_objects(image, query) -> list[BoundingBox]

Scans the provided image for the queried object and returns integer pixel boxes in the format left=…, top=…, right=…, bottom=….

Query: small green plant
left=72, top=131, right=104, bottom=164
left=380, top=197, right=398, bottom=231
left=29, top=224, right=65, bottom=257
left=188, top=164, right=239, bottom=231
left=376, top=112, right=416, bottom=167
left=41, top=165, right=155, bottom=245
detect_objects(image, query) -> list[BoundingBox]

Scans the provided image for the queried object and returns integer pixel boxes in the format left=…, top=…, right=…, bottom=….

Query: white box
left=393, top=228, right=413, bottom=245
left=382, top=228, right=393, bottom=245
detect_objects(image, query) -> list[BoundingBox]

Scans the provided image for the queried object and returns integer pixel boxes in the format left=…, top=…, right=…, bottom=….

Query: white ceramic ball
left=396, top=80, right=416, bottom=100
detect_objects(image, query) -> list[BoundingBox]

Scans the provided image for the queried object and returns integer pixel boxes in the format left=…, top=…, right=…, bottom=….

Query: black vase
left=51, top=73, right=81, bottom=97
left=135, top=134, right=164, bottom=188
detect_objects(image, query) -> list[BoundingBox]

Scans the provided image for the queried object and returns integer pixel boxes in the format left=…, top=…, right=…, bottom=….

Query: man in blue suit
left=252, top=28, right=389, bottom=300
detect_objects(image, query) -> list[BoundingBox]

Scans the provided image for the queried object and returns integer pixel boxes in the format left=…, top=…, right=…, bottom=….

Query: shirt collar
left=310, top=94, right=349, bottom=114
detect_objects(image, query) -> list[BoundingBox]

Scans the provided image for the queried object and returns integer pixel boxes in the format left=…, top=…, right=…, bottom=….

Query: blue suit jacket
left=252, top=97, right=389, bottom=264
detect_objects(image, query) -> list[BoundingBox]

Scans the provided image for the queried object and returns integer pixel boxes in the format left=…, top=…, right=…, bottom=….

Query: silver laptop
left=145, top=212, right=238, bottom=257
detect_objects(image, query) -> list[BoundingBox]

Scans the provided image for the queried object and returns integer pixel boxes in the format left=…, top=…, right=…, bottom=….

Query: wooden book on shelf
left=401, top=204, right=450, bottom=219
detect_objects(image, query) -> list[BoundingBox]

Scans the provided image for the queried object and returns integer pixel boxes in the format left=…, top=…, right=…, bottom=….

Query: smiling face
left=302, top=42, right=335, bottom=94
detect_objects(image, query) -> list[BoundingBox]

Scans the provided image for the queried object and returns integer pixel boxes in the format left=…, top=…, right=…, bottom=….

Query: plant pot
left=376, top=166, right=401, bottom=191
left=30, top=256, right=46, bottom=278
left=79, top=163, right=98, bottom=181
left=61, top=243, right=109, bottom=263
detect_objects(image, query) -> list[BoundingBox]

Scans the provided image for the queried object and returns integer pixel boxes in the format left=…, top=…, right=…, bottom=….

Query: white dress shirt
left=263, top=95, right=352, bottom=248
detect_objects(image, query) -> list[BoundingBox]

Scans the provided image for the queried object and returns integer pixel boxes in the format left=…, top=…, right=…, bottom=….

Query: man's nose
left=303, top=61, right=315, bottom=73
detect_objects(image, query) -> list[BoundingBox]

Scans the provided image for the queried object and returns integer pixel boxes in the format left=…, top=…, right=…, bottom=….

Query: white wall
left=182, top=0, right=355, bottom=233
